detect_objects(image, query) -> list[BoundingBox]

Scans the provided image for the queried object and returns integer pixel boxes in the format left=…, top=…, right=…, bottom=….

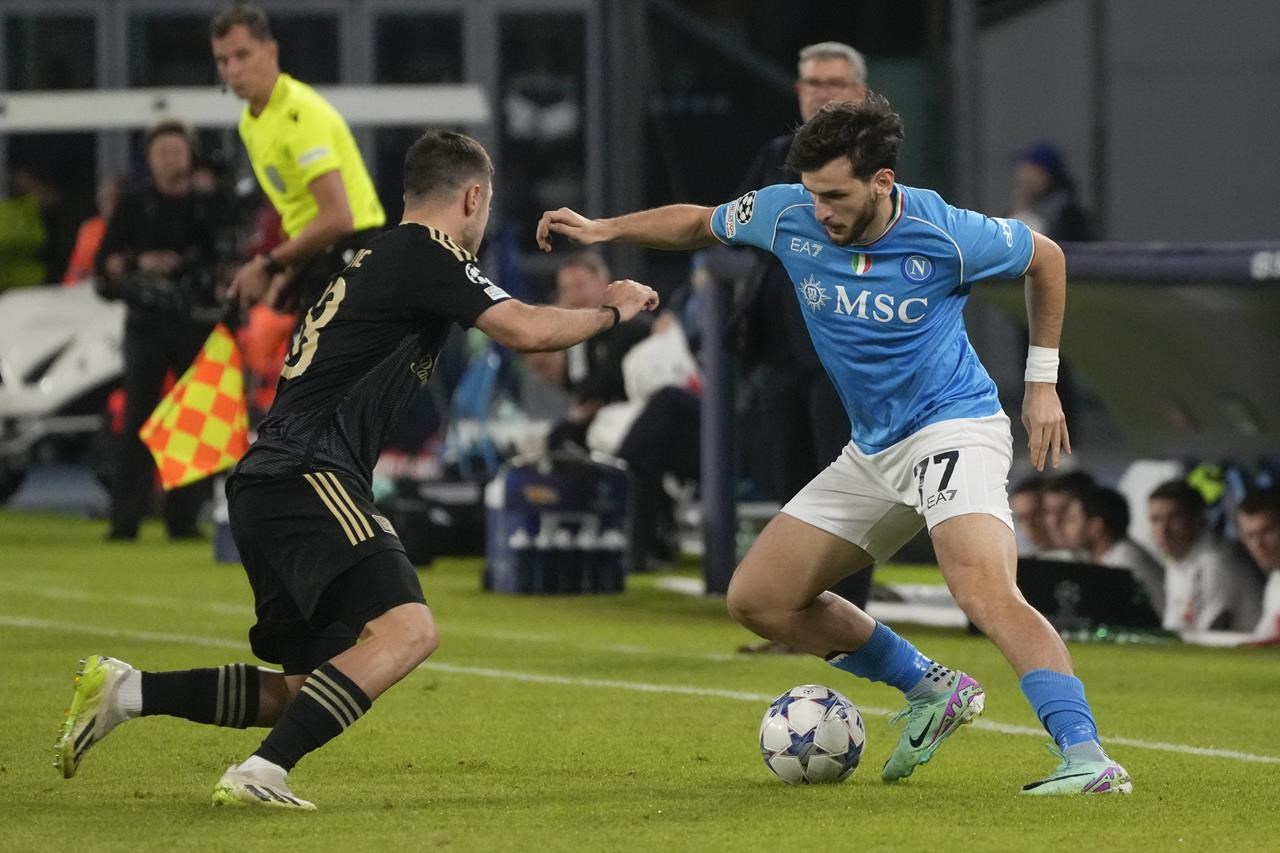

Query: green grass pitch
left=2, top=511, right=1279, bottom=851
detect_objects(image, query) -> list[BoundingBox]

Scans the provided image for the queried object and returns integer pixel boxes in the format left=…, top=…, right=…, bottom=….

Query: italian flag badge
left=851, top=253, right=873, bottom=276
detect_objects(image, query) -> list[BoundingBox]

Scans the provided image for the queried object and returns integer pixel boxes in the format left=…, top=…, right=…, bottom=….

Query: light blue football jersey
left=711, top=183, right=1034, bottom=453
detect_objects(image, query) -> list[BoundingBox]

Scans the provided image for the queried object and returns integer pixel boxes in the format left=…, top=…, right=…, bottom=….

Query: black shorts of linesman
left=54, top=131, right=659, bottom=811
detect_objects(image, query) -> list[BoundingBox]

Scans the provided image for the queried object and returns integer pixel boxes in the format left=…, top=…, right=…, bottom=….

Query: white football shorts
left=781, top=413, right=1015, bottom=562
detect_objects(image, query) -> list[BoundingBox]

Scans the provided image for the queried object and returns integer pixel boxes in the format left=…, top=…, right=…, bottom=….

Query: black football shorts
left=227, top=470, right=425, bottom=672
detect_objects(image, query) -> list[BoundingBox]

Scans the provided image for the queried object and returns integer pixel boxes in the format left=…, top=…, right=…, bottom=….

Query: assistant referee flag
left=139, top=324, right=250, bottom=490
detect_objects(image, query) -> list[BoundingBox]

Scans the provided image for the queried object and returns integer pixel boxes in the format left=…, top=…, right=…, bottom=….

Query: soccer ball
left=759, top=684, right=865, bottom=784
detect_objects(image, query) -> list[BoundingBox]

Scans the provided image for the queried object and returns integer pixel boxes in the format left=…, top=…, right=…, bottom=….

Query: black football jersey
left=232, top=223, right=510, bottom=484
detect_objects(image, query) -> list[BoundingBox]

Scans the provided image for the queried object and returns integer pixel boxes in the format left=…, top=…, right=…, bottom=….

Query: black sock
left=141, top=664, right=259, bottom=727
left=254, top=662, right=372, bottom=772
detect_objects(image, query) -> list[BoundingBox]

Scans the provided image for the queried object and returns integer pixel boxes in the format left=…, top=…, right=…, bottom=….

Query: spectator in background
left=63, top=176, right=126, bottom=284
left=1148, top=479, right=1262, bottom=633
left=1008, top=142, right=1093, bottom=242
left=1011, top=475, right=1053, bottom=555
left=0, top=165, right=54, bottom=288
left=734, top=41, right=874, bottom=625
left=611, top=308, right=702, bottom=571
left=1039, top=470, right=1095, bottom=558
left=1060, top=486, right=1164, bottom=616
left=1236, top=488, right=1280, bottom=642
left=96, top=121, right=225, bottom=541
left=526, top=252, right=651, bottom=452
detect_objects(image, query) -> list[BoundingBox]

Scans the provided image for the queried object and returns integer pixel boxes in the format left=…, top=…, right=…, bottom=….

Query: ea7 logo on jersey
left=789, top=237, right=823, bottom=257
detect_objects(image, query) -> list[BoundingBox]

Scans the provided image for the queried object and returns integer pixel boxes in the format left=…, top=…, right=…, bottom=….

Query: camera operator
left=96, top=120, right=228, bottom=541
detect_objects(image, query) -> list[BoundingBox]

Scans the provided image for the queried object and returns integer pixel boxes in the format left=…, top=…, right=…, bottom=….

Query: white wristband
left=1025, top=345, right=1060, bottom=383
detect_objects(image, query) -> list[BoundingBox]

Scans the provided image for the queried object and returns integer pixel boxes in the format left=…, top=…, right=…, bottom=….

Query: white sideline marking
left=7, top=613, right=1280, bottom=765
left=0, top=583, right=252, bottom=617
left=0, top=585, right=248, bottom=616
left=0, top=584, right=741, bottom=663
left=0, top=615, right=247, bottom=650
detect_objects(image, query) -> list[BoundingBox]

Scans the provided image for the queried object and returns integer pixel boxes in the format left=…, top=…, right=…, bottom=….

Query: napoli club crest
left=901, top=255, right=935, bottom=283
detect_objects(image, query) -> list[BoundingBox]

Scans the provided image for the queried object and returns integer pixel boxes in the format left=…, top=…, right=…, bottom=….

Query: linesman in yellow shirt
left=211, top=4, right=386, bottom=310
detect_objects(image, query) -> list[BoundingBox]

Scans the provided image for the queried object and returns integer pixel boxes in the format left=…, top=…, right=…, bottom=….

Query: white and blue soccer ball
left=759, top=684, right=865, bottom=784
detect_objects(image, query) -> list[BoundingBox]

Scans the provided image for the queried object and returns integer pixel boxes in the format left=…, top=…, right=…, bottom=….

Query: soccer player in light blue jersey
left=536, top=94, right=1131, bottom=796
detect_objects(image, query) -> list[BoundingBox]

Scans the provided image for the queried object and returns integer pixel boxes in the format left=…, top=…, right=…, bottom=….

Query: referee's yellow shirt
left=238, top=73, right=385, bottom=239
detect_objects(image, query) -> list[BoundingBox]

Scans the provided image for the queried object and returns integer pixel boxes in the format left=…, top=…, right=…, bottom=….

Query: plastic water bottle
left=553, top=528, right=579, bottom=594
left=532, top=525, right=555, bottom=594
left=576, top=527, right=599, bottom=593
left=598, top=529, right=628, bottom=593
left=507, top=527, right=532, bottom=594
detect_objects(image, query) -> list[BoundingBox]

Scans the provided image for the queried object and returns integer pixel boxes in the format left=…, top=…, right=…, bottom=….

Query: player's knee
left=397, top=609, right=439, bottom=665
left=950, top=579, right=1021, bottom=628
left=365, top=603, right=438, bottom=668
left=414, top=619, right=440, bottom=662
left=724, top=576, right=756, bottom=625
left=726, top=577, right=781, bottom=633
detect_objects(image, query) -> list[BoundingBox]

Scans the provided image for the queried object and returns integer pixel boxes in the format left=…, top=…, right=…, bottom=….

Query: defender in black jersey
left=55, top=131, right=658, bottom=810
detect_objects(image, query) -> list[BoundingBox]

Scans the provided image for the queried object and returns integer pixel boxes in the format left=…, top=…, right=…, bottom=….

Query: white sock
left=117, top=667, right=143, bottom=718
left=238, top=754, right=288, bottom=778
left=904, top=663, right=953, bottom=702
left=1063, top=740, right=1108, bottom=763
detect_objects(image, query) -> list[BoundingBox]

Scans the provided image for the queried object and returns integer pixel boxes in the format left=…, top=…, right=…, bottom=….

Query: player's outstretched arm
left=475, top=279, right=659, bottom=353
left=1021, top=231, right=1071, bottom=472
left=536, top=205, right=718, bottom=252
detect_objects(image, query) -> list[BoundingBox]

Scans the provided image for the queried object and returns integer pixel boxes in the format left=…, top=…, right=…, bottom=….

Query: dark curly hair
left=786, top=92, right=903, bottom=180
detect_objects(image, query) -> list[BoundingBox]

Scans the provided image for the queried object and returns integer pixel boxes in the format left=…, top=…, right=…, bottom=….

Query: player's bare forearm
left=601, top=205, right=718, bottom=250
left=478, top=303, right=617, bottom=352
left=537, top=204, right=716, bottom=252
left=478, top=280, right=658, bottom=352
left=1021, top=231, right=1071, bottom=470
left=1024, top=231, right=1066, bottom=348
left=525, top=305, right=622, bottom=352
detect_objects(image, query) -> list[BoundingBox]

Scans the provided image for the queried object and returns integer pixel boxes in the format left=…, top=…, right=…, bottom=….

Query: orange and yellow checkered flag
left=139, top=323, right=249, bottom=491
